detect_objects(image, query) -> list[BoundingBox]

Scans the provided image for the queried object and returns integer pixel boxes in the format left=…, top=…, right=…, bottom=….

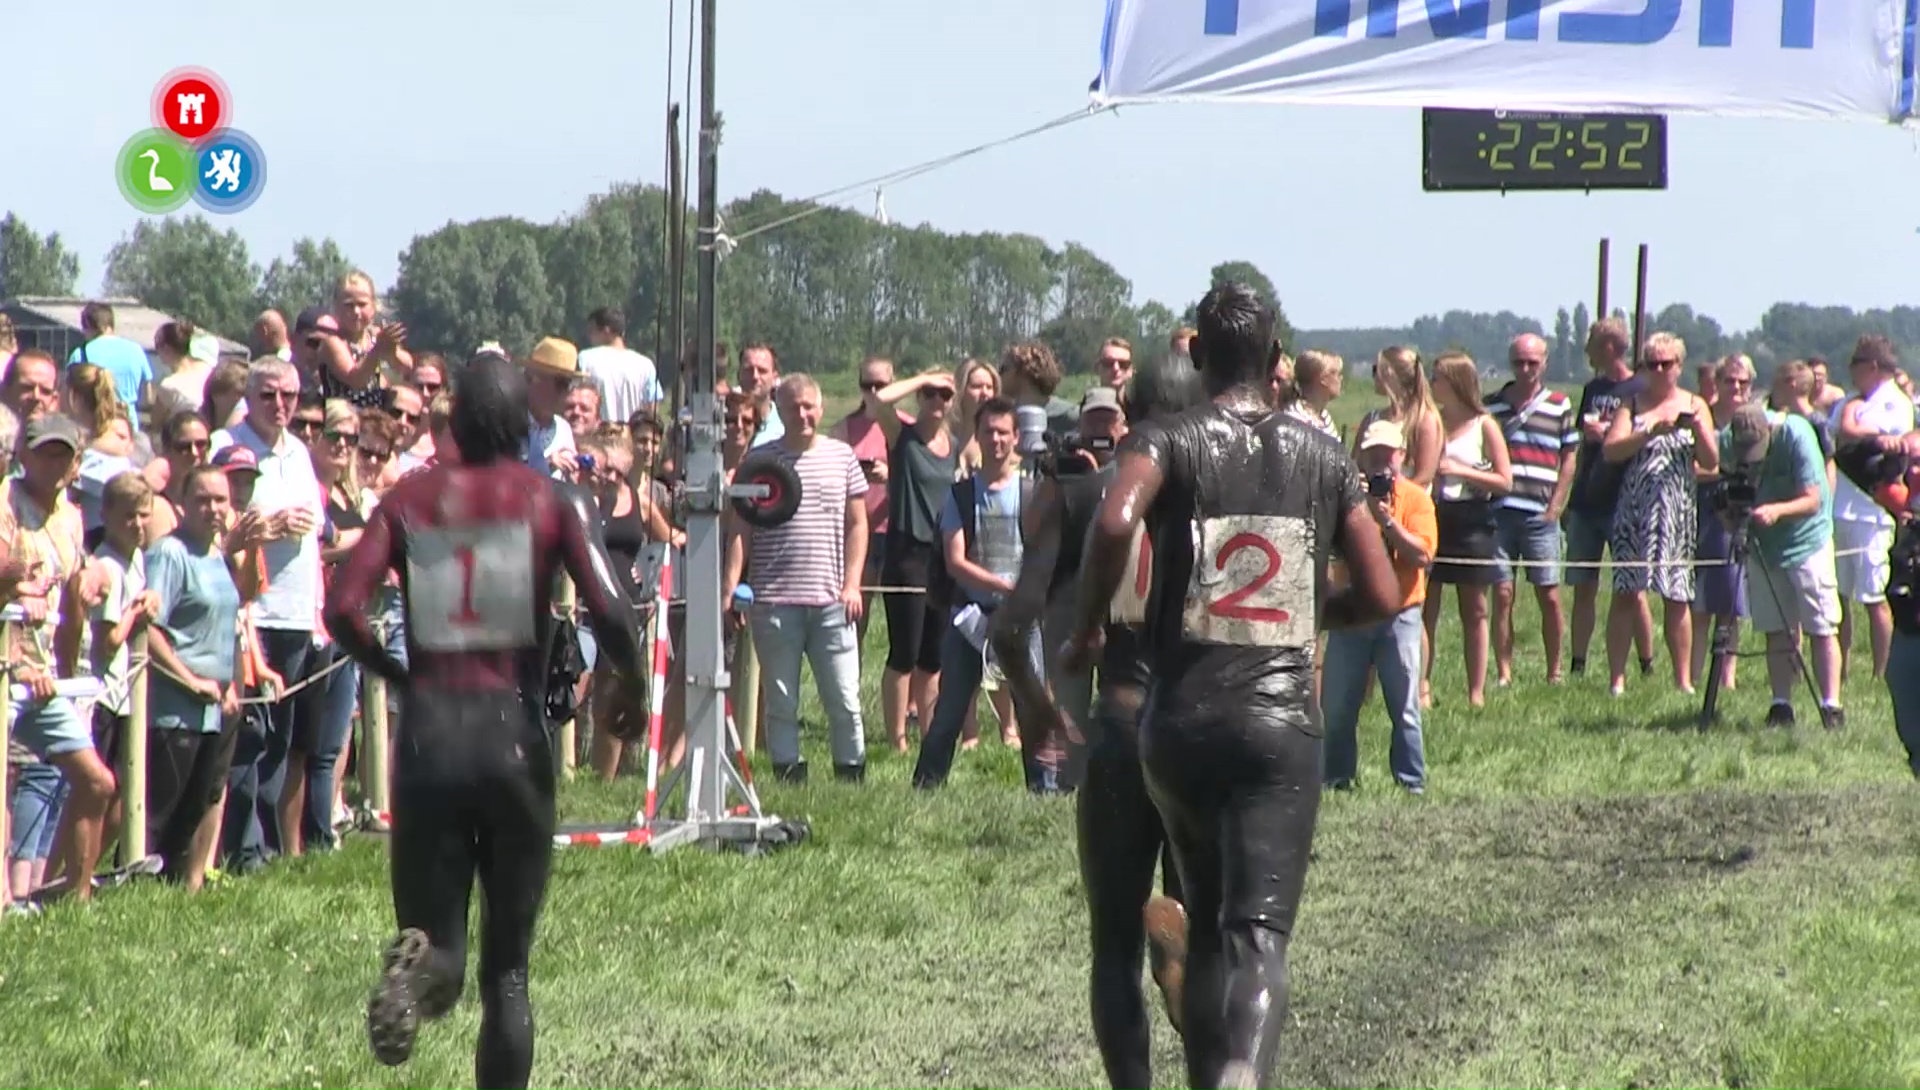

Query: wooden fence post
left=118, top=630, right=149, bottom=868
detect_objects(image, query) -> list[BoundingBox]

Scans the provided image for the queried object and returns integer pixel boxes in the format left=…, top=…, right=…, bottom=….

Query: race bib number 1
left=405, top=522, right=538, bottom=652
left=1108, top=521, right=1153, bottom=626
left=1181, top=515, right=1315, bottom=647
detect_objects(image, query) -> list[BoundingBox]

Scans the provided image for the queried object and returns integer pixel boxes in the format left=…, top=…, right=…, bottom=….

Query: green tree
left=391, top=217, right=561, bottom=356
left=0, top=213, right=82, bottom=298
left=257, top=237, right=356, bottom=321
left=102, top=216, right=260, bottom=339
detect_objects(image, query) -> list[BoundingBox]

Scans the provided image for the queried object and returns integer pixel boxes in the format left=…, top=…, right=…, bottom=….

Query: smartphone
left=1367, top=472, right=1394, bottom=500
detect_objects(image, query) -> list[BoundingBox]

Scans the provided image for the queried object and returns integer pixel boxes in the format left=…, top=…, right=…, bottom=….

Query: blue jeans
left=1886, top=631, right=1920, bottom=776
left=224, top=629, right=313, bottom=870
left=295, top=644, right=359, bottom=850
left=912, top=615, right=1055, bottom=791
left=747, top=603, right=866, bottom=769
left=1321, top=604, right=1426, bottom=790
left=7, top=762, right=66, bottom=862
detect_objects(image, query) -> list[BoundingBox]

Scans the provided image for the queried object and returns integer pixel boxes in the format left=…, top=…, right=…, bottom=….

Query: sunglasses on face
left=172, top=439, right=211, bottom=455
left=1644, top=357, right=1679, bottom=371
left=920, top=387, right=954, bottom=402
left=393, top=410, right=420, bottom=424
left=859, top=380, right=886, bottom=393
left=293, top=417, right=324, bottom=432
left=259, top=390, right=300, bottom=403
left=325, top=429, right=359, bottom=445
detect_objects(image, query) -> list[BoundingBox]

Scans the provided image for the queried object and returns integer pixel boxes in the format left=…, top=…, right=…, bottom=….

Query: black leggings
left=1139, top=681, right=1322, bottom=1090
left=1076, top=677, right=1182, bottom=1090
left=881, top=538, right=944, bottom=675
left=390, top=690, right=556, bottom=1090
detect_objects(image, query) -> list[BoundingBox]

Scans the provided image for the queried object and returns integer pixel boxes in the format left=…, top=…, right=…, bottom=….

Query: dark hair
left=156, top=320, right=196, bottom=357
left=1192, top=281, right=1277, bottom=393
left=182, top=464, right=228, bottom=497
left=628, top=409, right=664, bottom=438
left=1123, top=351, right=1205, bottom=425
left=973, top=395, right=1017, bottom=431
left=588, top=307, right=626, bottom=338
left=451, top=353, right=530, bottom=463
left=297, top=390, right=326, bottom=414
left=80, top=302, right=115, bottom=335
left=162, top=410, right=212, bottom=449
left=1853, top=334, right=1897, bottom=371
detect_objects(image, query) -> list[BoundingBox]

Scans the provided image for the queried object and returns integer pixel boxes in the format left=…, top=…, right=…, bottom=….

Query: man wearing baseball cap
left=1076, top=386, right=1127, bottom=466
left=1722, top=400, right=1843, bottom=728
left=4, top=411, right=119, bottom=902
left=1322, top=419, right=1439, bottom=794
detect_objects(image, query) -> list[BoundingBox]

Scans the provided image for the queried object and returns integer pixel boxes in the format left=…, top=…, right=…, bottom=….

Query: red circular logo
left=152, top=68, right=230, bottom=142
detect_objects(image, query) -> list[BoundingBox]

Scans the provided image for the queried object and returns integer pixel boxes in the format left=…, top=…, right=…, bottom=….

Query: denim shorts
left=1493, top=507, right=1563, bottom=587
left=14, top=696, right=95, bottom=759
left=8, top=762, right=66, bottom=862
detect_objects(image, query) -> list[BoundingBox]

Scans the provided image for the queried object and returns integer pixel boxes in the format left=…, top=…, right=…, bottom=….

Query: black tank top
left=599, top=485, right=649, bottom=599
left=1132, top=402, right=1362, bottom=711
left=1055, top=465, right=1149, bottom=690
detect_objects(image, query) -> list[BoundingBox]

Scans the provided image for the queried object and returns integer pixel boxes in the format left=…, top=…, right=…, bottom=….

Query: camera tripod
left=1697, top=520, right=1828, bottom=730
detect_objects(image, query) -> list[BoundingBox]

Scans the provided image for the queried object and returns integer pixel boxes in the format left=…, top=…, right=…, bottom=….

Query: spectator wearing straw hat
left=518, top=338, right=582, bottom=480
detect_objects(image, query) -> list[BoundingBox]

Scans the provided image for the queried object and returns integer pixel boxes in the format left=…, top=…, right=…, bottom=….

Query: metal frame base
left=645, top=814, right=795, bottom=854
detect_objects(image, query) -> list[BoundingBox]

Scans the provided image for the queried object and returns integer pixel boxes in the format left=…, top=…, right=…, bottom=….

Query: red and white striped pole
left=641, top=554, right=676, bottom=823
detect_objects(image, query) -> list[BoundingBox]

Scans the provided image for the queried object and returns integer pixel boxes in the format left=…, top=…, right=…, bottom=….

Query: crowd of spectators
left=3, top=278, right=1917, bottom=916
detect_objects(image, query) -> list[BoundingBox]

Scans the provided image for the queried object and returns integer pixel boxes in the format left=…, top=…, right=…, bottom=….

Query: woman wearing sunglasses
left=861, top=367, right=960, bottom=753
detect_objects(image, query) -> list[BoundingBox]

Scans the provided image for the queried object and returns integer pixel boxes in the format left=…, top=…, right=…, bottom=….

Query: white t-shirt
left=578, top=346, right=665, bottom=424
left=89, top=543, right=146, bottom=717
left=1830, top=382, right=1915, bottom=527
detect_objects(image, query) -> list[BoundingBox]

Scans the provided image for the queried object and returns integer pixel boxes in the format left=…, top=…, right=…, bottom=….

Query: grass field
left=2, top=382, right=1918, bottom=1089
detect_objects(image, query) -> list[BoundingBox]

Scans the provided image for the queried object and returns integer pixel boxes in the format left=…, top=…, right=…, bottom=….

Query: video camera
left=1016, top=404, right=1103, bottom=480
left=1718, top=466, right=1759, bottom=518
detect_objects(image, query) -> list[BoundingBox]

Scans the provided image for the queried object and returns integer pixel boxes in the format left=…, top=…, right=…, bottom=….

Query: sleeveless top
left=1436, top=418, right=1490, bottom=503
left=886, top=425, right=957, bottom=547
left=599, top=483, right=650, bottom=600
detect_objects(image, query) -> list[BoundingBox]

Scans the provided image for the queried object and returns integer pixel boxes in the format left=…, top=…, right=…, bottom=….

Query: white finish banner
left=1092, top=0, right=1920, bottom=123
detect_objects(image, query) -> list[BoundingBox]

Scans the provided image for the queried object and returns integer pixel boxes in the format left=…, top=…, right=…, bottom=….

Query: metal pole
left=364, top=673, right=390, bottom=821
left=682, top=0, right=729, bottom=825
left=1596, top=238, right=1611, bottom=322
left=119, top=630, right=149, bottom=869
left=667, top=104, right=688, bottom=419
left=0, top=619, right=13, bottom=907
left=1631, top=243, right=1650, bottom=368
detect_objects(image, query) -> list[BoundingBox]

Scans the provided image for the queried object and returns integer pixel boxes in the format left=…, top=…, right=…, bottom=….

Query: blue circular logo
left=192, top=128, right=267, bottom=214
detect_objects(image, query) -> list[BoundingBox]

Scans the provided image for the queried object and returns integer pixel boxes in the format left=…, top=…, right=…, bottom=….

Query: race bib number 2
left=1181, top=515, right=1315, bottom=648
left=405, top=522, right=538, bottom=652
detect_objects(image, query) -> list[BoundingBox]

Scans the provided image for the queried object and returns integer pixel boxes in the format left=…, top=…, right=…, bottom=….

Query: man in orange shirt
left=1322, top=420, right=1439, bottom=794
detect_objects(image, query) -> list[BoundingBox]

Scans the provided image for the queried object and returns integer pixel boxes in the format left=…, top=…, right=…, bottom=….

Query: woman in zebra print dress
left=1602, top=332, right=1720, bottom=697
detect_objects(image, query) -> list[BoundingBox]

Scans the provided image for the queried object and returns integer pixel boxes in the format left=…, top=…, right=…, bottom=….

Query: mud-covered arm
left=557, top=485, right=644, bottom=679
left=1323, top=495, right=1399, bottom=631
left=992, top=477, right=1064, bottom=727
left=324, top=502, right=408, bottom=685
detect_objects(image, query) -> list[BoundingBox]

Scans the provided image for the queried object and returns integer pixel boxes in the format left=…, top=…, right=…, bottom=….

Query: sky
left=11, top=0, right=1920, bottom=333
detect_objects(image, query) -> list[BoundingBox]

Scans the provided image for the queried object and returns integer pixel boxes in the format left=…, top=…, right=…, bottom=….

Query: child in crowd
left=88, top=472, right=161, bottom=864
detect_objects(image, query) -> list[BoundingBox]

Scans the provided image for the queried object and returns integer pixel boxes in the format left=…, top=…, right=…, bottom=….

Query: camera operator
left=1720, top=402, right=1845, bottom=729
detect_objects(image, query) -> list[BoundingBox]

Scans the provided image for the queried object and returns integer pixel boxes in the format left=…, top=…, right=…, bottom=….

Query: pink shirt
left=838, top=408, right=909, bottom=535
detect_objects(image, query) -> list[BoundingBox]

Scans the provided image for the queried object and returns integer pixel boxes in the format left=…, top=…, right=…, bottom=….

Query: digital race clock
left=1421, top=108, right=1668, bottom=193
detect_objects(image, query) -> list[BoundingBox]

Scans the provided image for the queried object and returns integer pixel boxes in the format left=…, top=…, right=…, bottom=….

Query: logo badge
left=122, top=68, right=265, bottom=215
left=192, top=129, right=267, bottom=214
left=115, top=130, right=195, bottom=214
left=151, top=67, right=231, bottom=142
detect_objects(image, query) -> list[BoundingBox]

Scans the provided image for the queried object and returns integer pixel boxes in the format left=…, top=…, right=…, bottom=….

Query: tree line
left=3, top=197, right=1912, bottom=384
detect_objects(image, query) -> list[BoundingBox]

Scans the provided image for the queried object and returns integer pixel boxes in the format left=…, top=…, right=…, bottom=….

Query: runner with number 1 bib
left=324, top=352, right=643, bottom=1090
left=1066, top=282, right=1400, bottom=1090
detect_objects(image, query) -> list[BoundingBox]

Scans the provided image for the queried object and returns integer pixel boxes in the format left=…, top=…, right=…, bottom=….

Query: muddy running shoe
left=367, top=928, right=433, bottom=1067
left=1143, top=895, right=1189, bottom=1036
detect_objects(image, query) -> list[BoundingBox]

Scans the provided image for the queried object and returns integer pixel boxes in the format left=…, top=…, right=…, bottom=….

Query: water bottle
left=731, top=584, right=754, bottom=613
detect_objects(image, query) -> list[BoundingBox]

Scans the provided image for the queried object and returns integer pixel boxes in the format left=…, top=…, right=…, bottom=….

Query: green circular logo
left=115, top=130, right=194, bottom=214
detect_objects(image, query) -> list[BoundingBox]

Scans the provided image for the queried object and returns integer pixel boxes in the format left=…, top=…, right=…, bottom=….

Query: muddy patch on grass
left=1278, top=784, right=1919, bottom=1089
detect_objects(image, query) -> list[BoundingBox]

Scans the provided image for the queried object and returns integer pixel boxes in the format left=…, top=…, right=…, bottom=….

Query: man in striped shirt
left=1487, top=333, right=1579, bottom=684
left=723, top=373, right=869, bottom=784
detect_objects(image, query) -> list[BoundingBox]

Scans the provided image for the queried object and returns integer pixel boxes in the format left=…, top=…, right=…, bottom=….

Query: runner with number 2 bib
left=1067, top=282, right=1399, bottom=1090
left=324, top=352, right=643, bottom=1090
